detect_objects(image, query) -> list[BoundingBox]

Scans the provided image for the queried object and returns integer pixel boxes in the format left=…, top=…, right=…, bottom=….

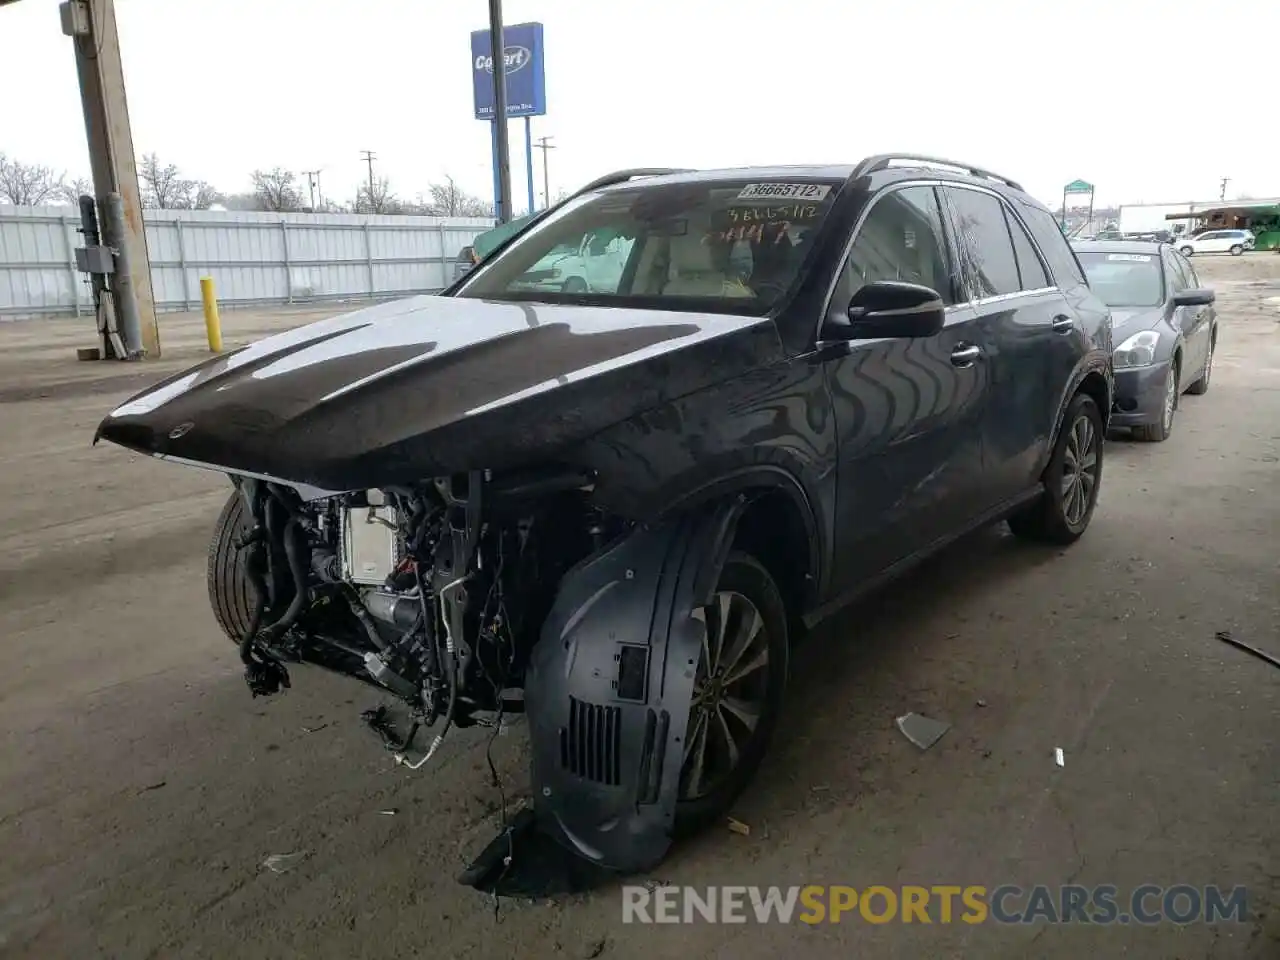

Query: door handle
left=1052, top=314, right=1075, bottom=333
left=950, top=343, right=982, bottom=366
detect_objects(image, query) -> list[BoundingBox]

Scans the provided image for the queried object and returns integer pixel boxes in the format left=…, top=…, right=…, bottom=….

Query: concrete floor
left=0, top=264, right=1278, bottom=959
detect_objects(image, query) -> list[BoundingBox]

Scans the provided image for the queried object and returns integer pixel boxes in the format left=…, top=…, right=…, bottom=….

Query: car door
left=1167, top=249, right=1210, bottom=374
left=821, top=183, right=991, bottom=593
left=939, top=185, right=1061, bottom=505
left=1202, top=231, right=1228, bottom=254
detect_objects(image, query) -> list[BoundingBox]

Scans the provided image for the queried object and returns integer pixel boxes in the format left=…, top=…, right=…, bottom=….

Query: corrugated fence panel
left=0, top=206, right=494, bottom=318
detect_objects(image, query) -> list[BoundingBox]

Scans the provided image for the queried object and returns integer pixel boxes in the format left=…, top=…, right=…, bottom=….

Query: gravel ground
left=1, top=258, right=1277, bottom=959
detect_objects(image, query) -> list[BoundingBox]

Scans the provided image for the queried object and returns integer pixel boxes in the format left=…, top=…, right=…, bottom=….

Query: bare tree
left=354, top=176, right=402, bottom=215
left=0, top=153, right=65, bottom=205
left=55, top=176, right=93, bottom=205
left=250, top=167, right=304, bottom=212
left=138, top=152, right=187, bottom=209
left=190, top=181, right=222, bottom=210
left=425, top=175, right=493, bottom=217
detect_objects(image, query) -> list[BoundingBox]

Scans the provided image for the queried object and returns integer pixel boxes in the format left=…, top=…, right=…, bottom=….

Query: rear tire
left=1008, top=393, right=1104, bottom=545
left=1229, top=244, right=1244, bottom=257
left=674, top=551, right=788, bottom=836
left=207, top=491, right=257, bottom=644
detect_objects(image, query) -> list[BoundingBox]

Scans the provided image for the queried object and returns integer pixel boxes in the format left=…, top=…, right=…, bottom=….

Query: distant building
left=1118, top=198, right=1280, bottom=236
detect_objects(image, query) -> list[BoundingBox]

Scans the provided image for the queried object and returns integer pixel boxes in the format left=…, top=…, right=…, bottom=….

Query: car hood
left=95, top=295, right=779, bottom=495
left=1110, top=306, right=1165, bottom=337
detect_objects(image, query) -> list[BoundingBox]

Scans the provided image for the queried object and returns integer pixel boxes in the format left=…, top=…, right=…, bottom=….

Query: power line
left=533, top=136, right=556, bottom=209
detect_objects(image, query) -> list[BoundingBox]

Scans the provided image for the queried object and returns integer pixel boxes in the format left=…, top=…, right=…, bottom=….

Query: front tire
left=674, top=551, right=788, bottom=835
left=561, top=276, right=588, bottom=293
left=1132, top=362, right=1178, bottom=442
left=1185, top=335, right=1214, bottom=395
left=1008, top=393, right=1104, bottom=544
left=207, top=491, right=257, bottom=643
left=1179, top=245, right=1194, bottom=256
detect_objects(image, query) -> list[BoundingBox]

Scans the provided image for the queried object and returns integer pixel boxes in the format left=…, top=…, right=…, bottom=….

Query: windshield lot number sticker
left=737, top=183, right=831, bottom=202
left=1107, top=254, right=1152, bottom=262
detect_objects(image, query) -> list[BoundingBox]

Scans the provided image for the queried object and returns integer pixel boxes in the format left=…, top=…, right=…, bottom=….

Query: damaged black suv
left=95, top=155, right=1112, bottom=890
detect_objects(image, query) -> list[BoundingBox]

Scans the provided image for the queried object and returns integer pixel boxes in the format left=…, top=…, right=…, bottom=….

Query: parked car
left=1178, top=229, right=1254, bottom=256
left=1072, top=240, right=1216, bottom=441
left=94, top=155, right=1113, bottom=887
left=452, top=245, right=478, bottom=282
left=508, top=230, right=636, bottom=293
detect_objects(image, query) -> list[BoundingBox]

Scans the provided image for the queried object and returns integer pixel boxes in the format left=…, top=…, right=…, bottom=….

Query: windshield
left=453, top=178, right=842, bottom=315
left=1075, top=251, right=1163, bottom=308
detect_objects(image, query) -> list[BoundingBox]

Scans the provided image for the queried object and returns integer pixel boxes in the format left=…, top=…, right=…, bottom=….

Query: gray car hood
left=1110, top=306, right=1165, bottom=337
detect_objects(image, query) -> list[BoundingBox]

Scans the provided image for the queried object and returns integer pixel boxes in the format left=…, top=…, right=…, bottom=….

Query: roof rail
left=570, top=167, right=696, bottom=198
left=853, top=154, right=1024, bottom=192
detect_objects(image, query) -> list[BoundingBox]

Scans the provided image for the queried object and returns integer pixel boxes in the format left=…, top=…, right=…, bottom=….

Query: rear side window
left=944, top=187, right=1020, bottom=298
left=1016, top=200, right=1087, bottom=287
left=1005, top=208, right=1050, bottom=290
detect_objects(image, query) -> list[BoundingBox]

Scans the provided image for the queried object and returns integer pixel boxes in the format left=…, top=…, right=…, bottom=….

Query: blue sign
left=470, top=21, right=546, bottom=120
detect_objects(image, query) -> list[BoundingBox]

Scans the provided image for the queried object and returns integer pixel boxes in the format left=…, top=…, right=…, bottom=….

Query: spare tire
left=206, top=491, right=258, bottom=644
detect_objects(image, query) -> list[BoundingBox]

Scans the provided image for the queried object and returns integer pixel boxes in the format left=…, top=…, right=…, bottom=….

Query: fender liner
left=521, top=495, right=746, bottom=875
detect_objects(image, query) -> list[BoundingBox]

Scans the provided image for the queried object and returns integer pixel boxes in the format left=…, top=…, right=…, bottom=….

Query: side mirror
left=823, top=280, right=946, bottom=341
left=1173, top=287, right=1215, bottom=307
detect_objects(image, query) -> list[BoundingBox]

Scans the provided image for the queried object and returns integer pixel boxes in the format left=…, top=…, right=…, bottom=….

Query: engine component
left=341, top=496, right=402, bottom=585
left=360, top=588, right=422, bottom=631
left=363, top=651, right=420, bottom=700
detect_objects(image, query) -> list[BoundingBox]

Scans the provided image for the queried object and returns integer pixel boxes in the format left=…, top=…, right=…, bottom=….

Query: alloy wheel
left=680, top=591, right=771, bottom=801
left=1162, top=367, right=1177, bottom=432
left=1060, top=414, right=1099, bottom=527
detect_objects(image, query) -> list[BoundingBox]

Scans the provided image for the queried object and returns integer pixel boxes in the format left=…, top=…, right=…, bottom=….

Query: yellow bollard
left=200, top=276, right=223, bottom=352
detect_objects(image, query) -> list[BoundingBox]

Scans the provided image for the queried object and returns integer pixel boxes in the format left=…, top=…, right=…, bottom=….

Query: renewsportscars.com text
left=621, top=884, right=1249, bottom=925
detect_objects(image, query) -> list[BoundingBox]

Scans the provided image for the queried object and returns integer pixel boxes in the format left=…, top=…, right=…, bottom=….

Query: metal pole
left=101, top=192, right=143, bottom=356
left=524, top=118, right=535, bottom=215
left=487, top=0, right=512, bottom=223
left=490, top=122, right=502, bottom=219
left=1060, top=188, right=1067, bottom=229
left=64, top=0, right=158, bottom=357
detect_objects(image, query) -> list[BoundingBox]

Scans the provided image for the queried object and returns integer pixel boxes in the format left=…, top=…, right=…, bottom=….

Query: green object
left=1064, top=179, right=1093, bottom=194
left=473, top=215, right=535, bottom=258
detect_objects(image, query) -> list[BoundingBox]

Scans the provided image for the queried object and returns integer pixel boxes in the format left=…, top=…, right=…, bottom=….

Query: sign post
left=1062, top=178, right=1095, bottom=232
left=471, top=21, right=546, bottom=221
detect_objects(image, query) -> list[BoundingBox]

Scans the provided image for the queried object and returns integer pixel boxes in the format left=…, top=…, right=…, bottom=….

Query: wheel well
left=730, top=489, right=812, bottom=633
left=1076, top=370, right=1111, bottom=429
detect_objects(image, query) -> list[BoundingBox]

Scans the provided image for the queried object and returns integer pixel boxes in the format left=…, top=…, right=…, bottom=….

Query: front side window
left=454, top=178, right=842, bottom=315
left=1075, top=251, right=1164, bottom=308
left=945, top=187, right=1021, bottom=298
left=834, top=185, right=955, bottom=307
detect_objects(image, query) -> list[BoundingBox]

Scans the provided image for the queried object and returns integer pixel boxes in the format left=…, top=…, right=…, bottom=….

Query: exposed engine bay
left=233, top=466, right=621, bottom=751
left=221, top=463, right=751, bottom=894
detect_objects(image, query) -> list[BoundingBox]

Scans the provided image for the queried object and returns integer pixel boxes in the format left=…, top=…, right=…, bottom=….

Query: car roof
left=1071, top=239, right=1167, bottom=255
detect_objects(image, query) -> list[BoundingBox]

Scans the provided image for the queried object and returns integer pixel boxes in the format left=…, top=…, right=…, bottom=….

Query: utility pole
left=534, top=135, right=556, bottom=209
left=303, top=169, right=322, bottom=211
left=1219, top=177, right=1231, bottom=202
left=30, top=0, right=158, bottom=358
left=360, top=150, right=376, bottom=208
left=487, top=0, right=513, bottom=222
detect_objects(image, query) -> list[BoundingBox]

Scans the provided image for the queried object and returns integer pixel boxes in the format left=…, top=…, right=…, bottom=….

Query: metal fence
left=0, top=206, right=495, bottom=318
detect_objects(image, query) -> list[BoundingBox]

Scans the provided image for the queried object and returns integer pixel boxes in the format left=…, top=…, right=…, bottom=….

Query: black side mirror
left=1173, top=287, right=1215, bottom=307
left=823, top=280, right=946, bottom=341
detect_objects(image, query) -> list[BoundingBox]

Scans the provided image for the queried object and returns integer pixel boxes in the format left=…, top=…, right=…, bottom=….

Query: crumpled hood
left=95, top=294, right=778, bottom=494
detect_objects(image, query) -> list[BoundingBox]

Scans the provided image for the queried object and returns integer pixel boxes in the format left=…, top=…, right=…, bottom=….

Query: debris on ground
left=1216, top=630, right=1280, bottom=670
left=641, top=878, right=674, bottom=892
left=584, top=938, right=608, bottom=958
left=727, top=817, right=751, bottom=837
left=976, top=698, right=988, bottom=708
left=301, top=722, right=330, bottom=734
left=262, top=852, right=309, bottom=874
left=896, top=712, right=950, bottom=750
left=378, top=808, right=398, bottom=816
left=136, top=781, right=166, bottom=794
left=1054, top=748, right=1065, bottom=768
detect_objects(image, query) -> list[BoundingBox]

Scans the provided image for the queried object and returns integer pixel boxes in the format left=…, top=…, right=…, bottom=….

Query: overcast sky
left=1, top=0, right=1276, bottom=213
